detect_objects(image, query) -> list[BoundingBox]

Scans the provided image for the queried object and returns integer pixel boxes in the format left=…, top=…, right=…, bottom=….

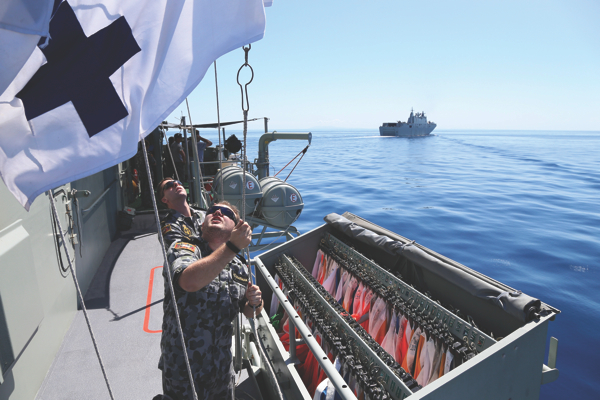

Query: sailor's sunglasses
left=158, top=180, right=182, bottom=199
left=163, top=180, right=182, bottom=192
left=207, top=205, right=238, bottom=224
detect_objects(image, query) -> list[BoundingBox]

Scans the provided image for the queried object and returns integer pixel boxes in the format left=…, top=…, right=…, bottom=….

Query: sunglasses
left=163, top=180, right=182, bottom=192
left=207, top=205, right=238, bottom=224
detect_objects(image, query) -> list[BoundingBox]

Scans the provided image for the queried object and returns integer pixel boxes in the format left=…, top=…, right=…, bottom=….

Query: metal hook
left=237, top=45, right=254, bottom=112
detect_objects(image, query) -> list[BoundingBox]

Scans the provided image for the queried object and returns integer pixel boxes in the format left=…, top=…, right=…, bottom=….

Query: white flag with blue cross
left=0, top=0, right=266, bottom=209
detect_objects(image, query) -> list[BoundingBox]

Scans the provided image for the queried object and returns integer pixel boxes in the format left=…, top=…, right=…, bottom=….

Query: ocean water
left=240, top=128, right=599, bottom=399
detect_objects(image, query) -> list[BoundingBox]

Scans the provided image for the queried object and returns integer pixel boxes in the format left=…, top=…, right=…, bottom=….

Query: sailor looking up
left=158, top=177, right=205, bottom=248
left=157, top=178, right=262, bottom=399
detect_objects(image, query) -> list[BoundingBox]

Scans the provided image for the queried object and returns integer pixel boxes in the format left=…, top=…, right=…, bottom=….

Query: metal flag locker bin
left=251, top=212, right=560, bottom=400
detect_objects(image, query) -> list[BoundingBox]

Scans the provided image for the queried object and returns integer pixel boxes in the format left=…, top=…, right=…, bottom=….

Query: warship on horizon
left=380, top=108, right=436, bottom=137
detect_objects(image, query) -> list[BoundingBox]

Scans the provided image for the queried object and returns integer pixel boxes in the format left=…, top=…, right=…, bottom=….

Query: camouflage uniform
left=158, top=235, right=249, bottom=399
left=160, top=208, right=205, bottom=249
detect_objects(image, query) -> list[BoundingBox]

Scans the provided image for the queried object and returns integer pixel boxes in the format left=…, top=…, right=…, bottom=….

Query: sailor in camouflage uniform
left=157, top=178, right=205, bottom=249
left=157, top=178, right=262, bottom=399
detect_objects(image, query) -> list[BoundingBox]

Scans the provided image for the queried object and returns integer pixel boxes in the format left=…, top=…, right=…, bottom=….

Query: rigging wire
left=141, top=139, right=199, bottom=400
left=185, top=98, right=206, bottom=208
left=273, top=145, right=309, bottom=181
left=284, top=149, right=307, bottom=182
left=181, top=115, right=193, bottom=197
left=48, top=192, right=115, bottom=400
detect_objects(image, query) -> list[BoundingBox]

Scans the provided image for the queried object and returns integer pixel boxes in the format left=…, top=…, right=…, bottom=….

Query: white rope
left=141, top=139, right=199, bottom=400
left=48, top=192, right=115, bottom=400
left=242, top=110, right=248, bottom=220
left=214, top=60, right=224, bottom=203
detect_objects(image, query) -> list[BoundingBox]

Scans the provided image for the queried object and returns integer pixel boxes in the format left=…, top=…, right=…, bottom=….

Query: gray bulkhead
left=0, top=164, right=126, bottom=400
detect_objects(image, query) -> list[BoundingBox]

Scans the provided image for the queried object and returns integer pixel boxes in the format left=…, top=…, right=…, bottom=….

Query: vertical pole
left=153, top=128, right=164, bottom=183
left=181, top=117, right=192, bottom=203
left=264, top=118, right=269, bottom=177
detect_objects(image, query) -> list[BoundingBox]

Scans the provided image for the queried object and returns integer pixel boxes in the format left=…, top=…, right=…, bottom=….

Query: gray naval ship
left=380, top=108, right=437, bottom=137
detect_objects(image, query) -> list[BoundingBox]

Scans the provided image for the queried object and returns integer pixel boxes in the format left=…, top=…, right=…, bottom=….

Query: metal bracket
left=67, top=189, right=91, bottom=199
left=82, top=179, right=117, bottom=214
left=542, top=337, right=559, bottom=384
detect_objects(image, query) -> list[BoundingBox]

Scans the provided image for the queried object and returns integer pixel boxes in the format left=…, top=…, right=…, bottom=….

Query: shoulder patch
left=173, top=242, right=197, bottom=253
left=232, top=271, right=248, bottom=286
left=162, top=224, right=173, bottom=234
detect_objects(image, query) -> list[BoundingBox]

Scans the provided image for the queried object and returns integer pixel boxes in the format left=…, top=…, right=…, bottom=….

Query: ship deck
left=35, top=214, right=261, bottom=400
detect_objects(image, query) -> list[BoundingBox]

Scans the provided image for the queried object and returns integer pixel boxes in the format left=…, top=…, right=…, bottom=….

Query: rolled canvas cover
left=323, top=213, right=541, bottom=323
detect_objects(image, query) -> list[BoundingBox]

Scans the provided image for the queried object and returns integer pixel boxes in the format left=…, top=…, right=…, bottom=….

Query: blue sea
left=237, top=129, right=599, bottom=399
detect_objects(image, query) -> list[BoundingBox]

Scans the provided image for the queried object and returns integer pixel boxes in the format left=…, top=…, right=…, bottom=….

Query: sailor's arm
left=161, top=220, right=186, bottom=249
left=178, top=244, right=237, bottom=292
left=178, top=220, right=252, bottom=292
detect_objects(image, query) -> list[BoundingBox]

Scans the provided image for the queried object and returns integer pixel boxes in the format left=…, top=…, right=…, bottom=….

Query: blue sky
left=168, top=0, right=599, bottom=131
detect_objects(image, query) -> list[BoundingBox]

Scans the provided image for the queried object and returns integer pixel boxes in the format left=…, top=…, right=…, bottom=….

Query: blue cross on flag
left=0, top=0, right=266, bottom=210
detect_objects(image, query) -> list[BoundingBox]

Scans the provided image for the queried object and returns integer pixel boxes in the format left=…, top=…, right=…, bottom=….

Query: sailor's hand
left=230, top=219, right=252, bottom=249
left=246, top=282, right=262, bottom=307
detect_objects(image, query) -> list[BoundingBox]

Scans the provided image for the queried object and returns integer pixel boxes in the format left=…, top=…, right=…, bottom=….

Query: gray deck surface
left=36, top=228, right=261, bottom=400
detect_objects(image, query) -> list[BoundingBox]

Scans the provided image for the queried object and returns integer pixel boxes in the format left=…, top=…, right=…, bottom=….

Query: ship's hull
left=379, top=123, right=436, bottom=137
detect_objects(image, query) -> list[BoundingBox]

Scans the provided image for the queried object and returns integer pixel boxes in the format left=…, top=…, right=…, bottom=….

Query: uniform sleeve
left=161, top=219, right=186, bottom=249
left=165, top=240, right=203, bottom=292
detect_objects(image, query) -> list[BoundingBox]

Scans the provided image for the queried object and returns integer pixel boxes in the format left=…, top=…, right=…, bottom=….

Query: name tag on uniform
left=173, top=242, right=197, bottom=253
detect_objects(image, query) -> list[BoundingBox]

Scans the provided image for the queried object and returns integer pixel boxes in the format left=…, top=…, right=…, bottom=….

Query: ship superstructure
left=380, top=108, right=437, bottom=137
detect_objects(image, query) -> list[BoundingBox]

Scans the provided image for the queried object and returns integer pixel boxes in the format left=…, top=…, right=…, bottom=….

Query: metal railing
left=253, top=258, right=358, bottom=400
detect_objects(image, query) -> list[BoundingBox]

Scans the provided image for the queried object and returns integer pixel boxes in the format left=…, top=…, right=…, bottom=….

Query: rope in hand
left=236, top=44, right=284, bottom=400
left=236, top=44, right=252, bottom=400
